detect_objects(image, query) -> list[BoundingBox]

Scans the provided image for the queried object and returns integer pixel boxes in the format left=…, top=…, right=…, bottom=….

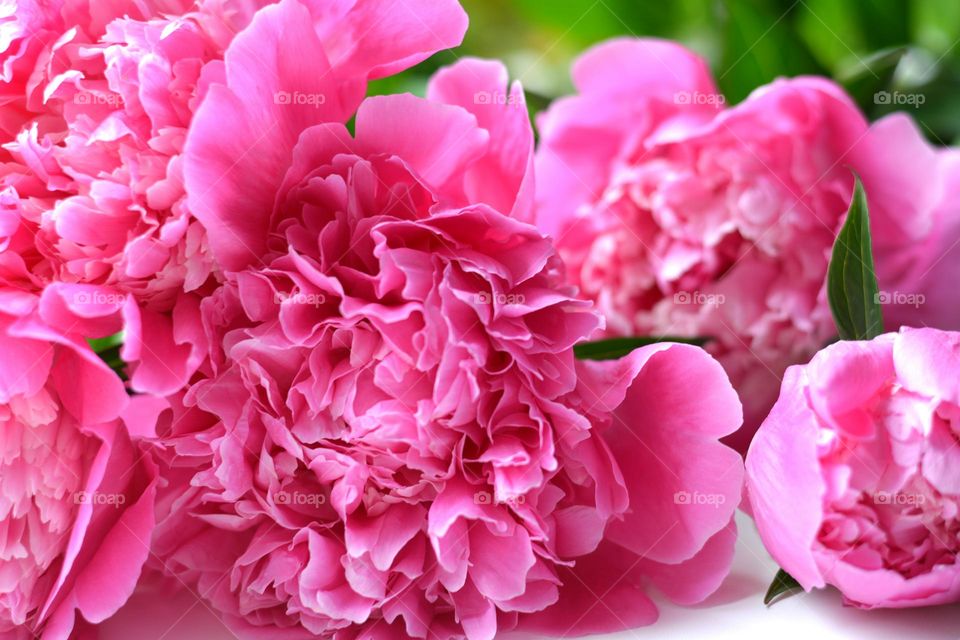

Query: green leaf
left=836, top=46, right=906, bottom=112
left=86, top=333, right=128, bottom=381
left=913, top=0, right=960, bottom=55
left=574, top=336, right=708, bottom=361
left=827, top=176, right=884, bottom=341
left=764, top=569, right=803, bottom=606
left=718, top=0, right=826, bottom=104
left=87, top=332, right=124, bottom=354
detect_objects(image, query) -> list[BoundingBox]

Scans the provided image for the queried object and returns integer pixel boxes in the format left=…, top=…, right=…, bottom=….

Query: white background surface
left=101, top=512, right=960, bottom=639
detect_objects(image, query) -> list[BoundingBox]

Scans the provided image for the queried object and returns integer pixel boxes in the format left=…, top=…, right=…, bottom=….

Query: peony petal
left=894, top=326, right=960, bottom=404
left=572, top=37, right=719, bottom=104
left=184, top=0, right=355, bottom=270
left=427, top=58, right=535, bottom=220
left=633, top=520, right=738, bottom=605
left=745, top=365, right=826, bottom=591
left=599, top=344, right=744, bottom=564
left=355, top=93, right=489, bottom=199
left=519, top=540, right=659, bottom=635
left=313, top=0, right=467, bottom=81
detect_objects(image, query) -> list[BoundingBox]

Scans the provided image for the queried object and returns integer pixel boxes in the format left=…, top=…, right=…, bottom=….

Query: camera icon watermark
left=71, top=290, right=126, bottom=306
left=674, top=490, right=726, bottom=507
left=474, top=491, right=526, bottom=507
left=873, top=90, right=925, bottom=108
left=274, top=291, right=326, bottom=307
left=74, top=91, right=121, bottom=107
left=674, top=91, right=725, bottom=106
left=73, top=491, right=126, bottom=507
left=875, top=291, right=925, bottom=308
left=273, top=490, right=327, bottom=507
left=474, top=292, right=526, bottom=305
left=473, top=90, right=522, bottom=106
left=674, top=290, right=725, bottom=308
left=872, top=491, right=925, bottom=506
left=274, top=91, right=327, bottom=108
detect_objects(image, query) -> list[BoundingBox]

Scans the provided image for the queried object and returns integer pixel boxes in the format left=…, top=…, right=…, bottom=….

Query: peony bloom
left=0, top=0, right=468, bottom=398
left=150, top=11, right=745, bottom=633
left=535, top=38, right=960, bottom=450
left=0, top=285, right=157, bottom=638
left=1, top=0, right=222, bottom=302
left=6, top=0, right=462, bottom=301
left=746, top=328, right=960, bottom=608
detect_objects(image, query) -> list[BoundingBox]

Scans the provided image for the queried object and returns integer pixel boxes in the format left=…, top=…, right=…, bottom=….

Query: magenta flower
left=0, top=285, right=157, bottom=638
left=145, top=8, right=744, bottom=633
left=535, top=38, right=960, bottom=450
left=747, top=328, right=960, bottom=608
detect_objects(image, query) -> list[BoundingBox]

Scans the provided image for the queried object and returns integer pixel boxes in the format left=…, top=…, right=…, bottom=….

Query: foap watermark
left=274, top=291, right=326, bottom=307
left=74, top=91, right=122, bottom=107
left=473, top=90, right=523, bottom=106
left=874, top=90, right=925, bottom=108
left=872, top=491, right=925, bottom=506
left=474, top=491, right=526, bottom=507
left=274, top=90, right=327, bottom=108
left=71, top=290, right=126, bottom=306
left=674, top=91, right=725, bottom=106
left=875, top=291, right=925, bottom=308
left=674, top=290, right=725, bottom=307
left=274, top=490, right=327, bottom=507
left=475, top=292, right=526, bottom=305
left=74, top=491, right=126, bottom=507
left=674, top=490, right=726, bottom=507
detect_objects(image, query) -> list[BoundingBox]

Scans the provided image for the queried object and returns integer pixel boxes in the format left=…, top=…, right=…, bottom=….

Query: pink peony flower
left=746, top=327, right=960, bottom=608
left=0, top=0, right=466, bottom=304
left=535, top=38, right=960, bottom=451
left=1, top=0, right=218, bottom=301
left=0, top=285, right=157, bottom=638
left=0, top=0, right=468, bottom=399
left=148, top=15, right=744, bottom=634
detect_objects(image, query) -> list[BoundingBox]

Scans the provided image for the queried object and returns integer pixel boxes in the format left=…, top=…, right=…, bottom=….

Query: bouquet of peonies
left=0, top=1, right=956, bottom=638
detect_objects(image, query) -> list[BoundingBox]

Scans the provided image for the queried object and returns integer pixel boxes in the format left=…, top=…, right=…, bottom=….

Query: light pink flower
left=150, top=31, right=744, bottom=635
left=535, top=38, right=960, bottom=451
left=0, top=285, right=157, bottom=639
left=746, top=328, right=960, bottom=608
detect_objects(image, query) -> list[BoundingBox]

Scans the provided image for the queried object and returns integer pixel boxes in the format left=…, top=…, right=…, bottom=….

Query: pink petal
left=73, top=459, right=158, bottom=623
left=745, top=365, right=826, bottom=591
left=519, top=540, right=659, bottom=635
left=597, top=344, right=744, bottom=564
left=634, top=521, right=738, bottom=605
left=571, top=37, right=719, bottom=103
left=184, top=0, right=355, bottom=270
left=314, top=0, right=467, bottom=80
left=355, top=94, right=489, bottom=198
left=427, top=58, right=535, bottom=220
left=894, top=326, right=960, bottom=404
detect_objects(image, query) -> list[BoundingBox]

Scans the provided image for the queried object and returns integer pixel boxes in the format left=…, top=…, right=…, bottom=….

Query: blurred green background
left=370, top=0, right=960, bottom=145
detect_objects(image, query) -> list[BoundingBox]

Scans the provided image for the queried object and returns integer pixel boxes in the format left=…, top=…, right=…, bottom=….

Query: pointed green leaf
left=574, top=336, right=708, bottom=361
left=827, top=177, right=884, bottom=341
left=764, top=569, right=803, bottom=606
